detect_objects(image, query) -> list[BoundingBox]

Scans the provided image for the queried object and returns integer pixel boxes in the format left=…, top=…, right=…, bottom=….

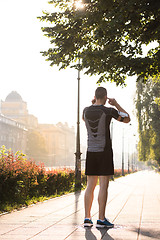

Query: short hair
left=95, top=87, right=107, bottom=99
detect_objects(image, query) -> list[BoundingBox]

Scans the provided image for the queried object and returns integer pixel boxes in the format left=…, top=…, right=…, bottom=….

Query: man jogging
left=82, top=87, right=130, bottom=228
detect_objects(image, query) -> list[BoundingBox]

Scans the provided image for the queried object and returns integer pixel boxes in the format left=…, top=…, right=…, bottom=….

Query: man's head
left=94, top=87, right=107, bottom=105
left=95, top=87, right=107, bottom=99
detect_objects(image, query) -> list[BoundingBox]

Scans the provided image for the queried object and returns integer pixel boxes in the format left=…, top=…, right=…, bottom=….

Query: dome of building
left=5, top=91, right=23, bottom=102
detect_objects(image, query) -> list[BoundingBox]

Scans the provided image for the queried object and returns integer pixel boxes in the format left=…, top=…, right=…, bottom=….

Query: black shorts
left=85, top=148, right=114, bottom=176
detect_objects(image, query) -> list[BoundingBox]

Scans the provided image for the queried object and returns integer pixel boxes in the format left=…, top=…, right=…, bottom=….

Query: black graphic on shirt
left=83, top=105, right=119, bottom=152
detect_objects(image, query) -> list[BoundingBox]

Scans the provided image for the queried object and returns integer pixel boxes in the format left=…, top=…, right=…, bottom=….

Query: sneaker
left=84, top=218, right=93, bottom=227
left=96, top=218, right=114, bottom=228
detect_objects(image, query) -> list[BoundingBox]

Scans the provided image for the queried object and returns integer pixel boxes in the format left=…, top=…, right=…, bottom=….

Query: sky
left=0, top=0, right=139, bottom=158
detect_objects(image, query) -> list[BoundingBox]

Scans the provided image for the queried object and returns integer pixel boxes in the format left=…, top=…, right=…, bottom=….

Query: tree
left=154, top=78, right=160, bottom=106
left=38, top=0, right=160, bottom=85
left=135, top=77, right=160, bottom=166
left=26, top=130, right=48, bottom=159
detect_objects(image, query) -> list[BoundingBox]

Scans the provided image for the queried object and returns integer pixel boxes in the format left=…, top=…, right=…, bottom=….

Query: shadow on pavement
left=71, top=191, right=81, bottom=225
left=85, top=228, right=97, bottom=240
left=97, top=228, right=114, bottom=240
left=85, top=227, right=114, bottom=240
left=132, top=227, right=160, bottom=239
left=74, top=190, right=81, bottom=213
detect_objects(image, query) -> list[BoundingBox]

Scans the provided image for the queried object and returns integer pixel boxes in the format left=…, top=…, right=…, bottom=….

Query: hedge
left=0, top=146, right=133, bottom=212
left=0, top=146, right=86, bottom=210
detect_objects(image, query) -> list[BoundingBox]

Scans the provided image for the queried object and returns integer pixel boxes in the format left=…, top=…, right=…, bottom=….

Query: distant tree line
left=26, top=130, right=48, bottom=161
left=135, top=77, right=160, bottom=167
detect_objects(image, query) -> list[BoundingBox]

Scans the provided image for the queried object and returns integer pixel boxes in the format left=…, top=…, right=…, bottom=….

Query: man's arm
left=108, top=98, right=131, bottom=123
left=82, top=107, right=87, bottom=121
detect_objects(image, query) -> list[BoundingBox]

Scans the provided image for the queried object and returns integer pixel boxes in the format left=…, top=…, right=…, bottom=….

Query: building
left=0, top=114, right=27, bottom=153
left=1, top=91, right=76, bottom=167
left=1, top=91, right=38, bottom=129
left=38, top=123, right=75, bottom=167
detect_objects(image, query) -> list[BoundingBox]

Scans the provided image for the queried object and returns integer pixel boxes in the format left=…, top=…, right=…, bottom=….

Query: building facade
left=1, top=91, right=76, bottom=167
left=38, top=123, right=75, bottom=167
left=1, top=91, right=38, bottom=129
left=0, top=114, right=27, bottom=153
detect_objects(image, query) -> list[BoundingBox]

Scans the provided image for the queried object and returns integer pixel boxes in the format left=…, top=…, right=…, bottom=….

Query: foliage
left=135, top=77, right=160, bottom=165
left=0, top=145, right=46, bottom=204
left=146, top=159, right=159, bottom=170
left=0, top=146, right=135, bottom=213
left=26, top=130, right=48, bottom=157
left=114, top=169, right=132, bottom=178
left=0, top=146, right=86, bottom=212
left=154, top=78, right=160, bottom=107
left=38, top=0, right=160, bottom=85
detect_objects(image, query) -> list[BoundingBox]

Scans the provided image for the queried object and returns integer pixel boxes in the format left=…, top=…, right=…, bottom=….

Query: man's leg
left=84, top=176, right=98, bottom=219
left=98, top=176, right=110, bottom=220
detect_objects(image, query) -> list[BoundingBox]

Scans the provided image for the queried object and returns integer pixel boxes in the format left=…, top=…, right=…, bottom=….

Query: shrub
left=0, top=146, right=86, bottom=212
left=114, top=169, right=135, bottom=178
left=0, top=146, right=46, bottom=203
left=0, top=146, right=134, bottom=213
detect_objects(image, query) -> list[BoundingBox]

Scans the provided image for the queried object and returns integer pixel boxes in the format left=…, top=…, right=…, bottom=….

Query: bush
left=114, top=169, right=135, bottom=178
left=0, top=146, right=86, bottom=212
left=0, top=146, right=45, bottom=203
left=0, top=146, right=134, bottom=213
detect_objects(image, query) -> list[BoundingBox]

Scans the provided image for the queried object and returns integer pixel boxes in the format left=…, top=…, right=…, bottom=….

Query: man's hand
left=107, top=98, right=117, bottom=106
left=92, top=98, right=96, bottom=104
left=108, top=97, right=130, bottom=123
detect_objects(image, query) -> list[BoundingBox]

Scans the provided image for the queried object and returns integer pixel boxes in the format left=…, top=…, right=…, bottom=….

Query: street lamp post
left=132, top=151, right=134, bottom=172
left=75, top=59, right=82, bottom=189
left=128, top=123, right=132, bottom=174
left=128, top=143, right=130, bottom=174
left=73, top=0, right=90, bottom=188
left=132, top=134, right=136, bottom=172
left=122, top=128, right=125, bottom=176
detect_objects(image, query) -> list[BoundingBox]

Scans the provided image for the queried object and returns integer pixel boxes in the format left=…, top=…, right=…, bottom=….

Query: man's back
left=83, top=105, right=119, bottom=152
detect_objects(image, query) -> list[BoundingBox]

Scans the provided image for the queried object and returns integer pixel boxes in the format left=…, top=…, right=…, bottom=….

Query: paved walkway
left=0, top=171, right=160, bottom=240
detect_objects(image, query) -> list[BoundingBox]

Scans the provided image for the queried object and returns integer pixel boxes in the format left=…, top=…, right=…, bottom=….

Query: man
left=82, top=87, right=130, bottom=228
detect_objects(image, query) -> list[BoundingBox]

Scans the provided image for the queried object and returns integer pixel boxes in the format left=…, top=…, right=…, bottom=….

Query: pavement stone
left=0, top=170, right=160, bottom=240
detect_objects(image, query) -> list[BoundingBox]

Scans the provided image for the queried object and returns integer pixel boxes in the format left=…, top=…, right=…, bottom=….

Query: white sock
left=99, top=219, right=105, bottom=222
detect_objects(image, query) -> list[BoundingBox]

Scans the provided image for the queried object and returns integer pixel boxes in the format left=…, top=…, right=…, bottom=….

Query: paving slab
left=0, top=170, right=160, bottom=240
